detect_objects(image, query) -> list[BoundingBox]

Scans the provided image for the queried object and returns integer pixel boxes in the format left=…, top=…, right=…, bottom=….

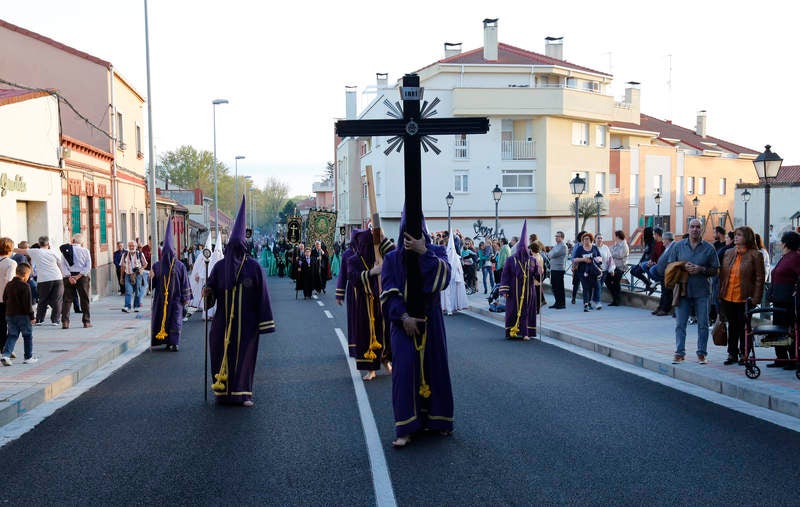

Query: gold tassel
left=361, top=257, right=382, bottom=361
left=413, top=318, right=431, bottom=398
left=155, top=257, right=176, bottom=341
left=211, top=258, right=246, bottom=393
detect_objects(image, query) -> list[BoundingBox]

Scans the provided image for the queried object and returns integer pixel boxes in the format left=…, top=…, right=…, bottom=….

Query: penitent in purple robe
left=207, top=197, right=275, bottom=405
left=336, top=244, right=357, bottom=357
left=347, top=231, right=394, bottom=372
left=380, top=239, right=453, bottom=438
left=151, top=217, right=192, bottom=347
left=499, top=222, right=539, bottom=339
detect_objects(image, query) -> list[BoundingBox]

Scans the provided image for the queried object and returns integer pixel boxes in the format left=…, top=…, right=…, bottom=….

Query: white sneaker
left=1, top=356, right=12, bottom=366
left=595, top=303, right=603, bottom=310
left=23, top=357, right=38, bottom=364
left=121, top=307, right=130, bottom=313
left=134, top=308, right=140, bottom=313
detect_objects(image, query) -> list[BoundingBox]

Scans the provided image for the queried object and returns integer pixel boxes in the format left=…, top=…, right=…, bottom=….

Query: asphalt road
left=1, top=274, right=799, bottom=506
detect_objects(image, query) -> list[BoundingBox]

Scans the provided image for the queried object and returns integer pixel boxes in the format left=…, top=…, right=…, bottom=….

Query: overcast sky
left=3, top=1, right=797, bottom=196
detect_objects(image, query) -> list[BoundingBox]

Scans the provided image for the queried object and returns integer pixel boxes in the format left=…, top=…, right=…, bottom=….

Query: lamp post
left=569, top=173, right=586, bottom=240
left=692, top=196, right=700, bottom=221
left=212, top=98, right=229, bottom=235
left=234, top=155, right=245, bottom=203
left=594, top=190, right=603, bottom=233
left=492, top=185, right=503, bottom=236
left=654, top=190, right=662, bottom=229
left=752, top=145, right=783, bottom=256
left=741, top=188, right=751, bottom=226
left=243, top=175, right=253, bottom=228
left=445, top=192, right=454, bottom=232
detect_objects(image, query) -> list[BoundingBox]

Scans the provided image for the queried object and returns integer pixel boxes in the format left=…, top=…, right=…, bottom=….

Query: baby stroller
left=487, top=284, right=505, bottom=312
left=742, top=294, right=800, bottom=381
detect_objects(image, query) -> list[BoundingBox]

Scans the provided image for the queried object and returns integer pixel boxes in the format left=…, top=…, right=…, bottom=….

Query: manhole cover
left=49, top=349, right=69, bottom=353
left=123, top=326, right=137, bottom=329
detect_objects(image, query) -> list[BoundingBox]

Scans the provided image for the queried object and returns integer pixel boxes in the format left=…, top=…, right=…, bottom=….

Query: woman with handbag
left=766, top=231, right=800, bottom=369
left=572, top=232, right=603, bottom=312
left=719, top=226, right=766, bottom=365
left=607, top=230, right=629, bottom=306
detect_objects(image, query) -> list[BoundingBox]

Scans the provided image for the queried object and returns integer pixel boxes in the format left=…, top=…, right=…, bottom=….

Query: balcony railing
left=454, top=136, right=468, bottom=159
left=501, top=140, right=535, bottom=160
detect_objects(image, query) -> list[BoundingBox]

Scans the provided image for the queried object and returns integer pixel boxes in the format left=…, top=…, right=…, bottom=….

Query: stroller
left=742, top=293, right=800, bottom=381
left=487, top=284, right=505, bottom=312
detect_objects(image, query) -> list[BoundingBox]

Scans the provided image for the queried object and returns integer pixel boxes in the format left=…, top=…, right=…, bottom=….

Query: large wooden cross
left=335, top=74, right=489, bottom=320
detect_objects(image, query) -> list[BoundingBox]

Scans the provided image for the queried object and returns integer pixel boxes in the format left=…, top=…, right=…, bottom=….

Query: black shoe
left=766, top=362, right=782, bottom=368
left=571, top=297, right=576, bottom=305
left=783, top=363, right=796, bottom=370
left=608, top=302, right=619, bottom=307
left=170, top=345, right=179, bottom=352
left=723, top=355, right=738, bottom=365
left=583, top=304, right=590, bottom=312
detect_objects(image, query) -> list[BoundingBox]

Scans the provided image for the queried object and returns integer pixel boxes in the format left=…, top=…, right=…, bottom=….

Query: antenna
left=666, top=54, right=673, bottom=121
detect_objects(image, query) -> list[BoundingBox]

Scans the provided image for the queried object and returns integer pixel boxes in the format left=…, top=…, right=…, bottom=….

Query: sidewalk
left=463, top=288, right=800, bottom=420
left=0, top=295, right=150, bottom=426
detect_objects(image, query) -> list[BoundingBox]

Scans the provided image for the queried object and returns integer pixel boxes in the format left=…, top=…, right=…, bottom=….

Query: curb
left=466, top=304, right=800, bottom=420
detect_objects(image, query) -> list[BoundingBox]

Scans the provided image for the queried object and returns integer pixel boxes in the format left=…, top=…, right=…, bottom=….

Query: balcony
left=501, top=140, right=535, bottom=160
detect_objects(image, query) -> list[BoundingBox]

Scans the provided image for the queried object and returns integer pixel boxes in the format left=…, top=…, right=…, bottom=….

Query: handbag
left=712, top=318, right=728, bottom=346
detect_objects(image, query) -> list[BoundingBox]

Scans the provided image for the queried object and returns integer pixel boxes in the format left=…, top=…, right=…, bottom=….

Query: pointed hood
left=216, top=196, right=248, bottom=289
left=445, top=227, right=464, bottom=284
left=513, top=220, right=530, bottom=262
left=160, top=216, right=176, bottom=269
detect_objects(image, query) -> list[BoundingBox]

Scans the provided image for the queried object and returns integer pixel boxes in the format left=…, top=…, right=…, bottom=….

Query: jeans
left=593, top=273, right=605, bottom=304
left=675, top=295, right=710, bottom=357
left=4, top=314, right=33, bottom=360
left=481, top=266, right=493, bottom=293
left=124, top=274, right=146, bottom=309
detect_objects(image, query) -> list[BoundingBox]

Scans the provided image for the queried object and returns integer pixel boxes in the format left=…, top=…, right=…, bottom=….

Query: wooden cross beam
left=335, top=73, right=489, bottom=320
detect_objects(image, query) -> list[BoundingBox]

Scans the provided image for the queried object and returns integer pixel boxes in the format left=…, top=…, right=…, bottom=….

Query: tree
left=319, top=161, right=334, bottom=182
left=158, top=145, right=230, bottom=201
left=257, top=178, right=290, bottom=231
left=569, top=196, right=607, bottom=232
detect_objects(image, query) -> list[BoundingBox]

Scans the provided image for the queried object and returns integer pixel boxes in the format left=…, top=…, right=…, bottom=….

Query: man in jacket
left=547, top=231, right=567, bottom=309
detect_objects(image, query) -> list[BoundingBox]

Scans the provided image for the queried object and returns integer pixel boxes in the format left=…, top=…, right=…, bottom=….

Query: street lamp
left=654, top=190, right=662, bottom=229
left=753, top=144, right=783, bottom=256
left=243, top=175, right=253, bottom=228
left=234, top=155, right=245, bottom=204
left=492, top=184, right=503, bottom=235
left=212, top=98, right=229, bottom=235
left=594, top=190, right=603, bottom=233
left=741, top=188, right=751, bottom=226
left=692, top=196, right=700, bottom=220
left=569, top=173, right=586, bottom=240
left=445, top=192, right=454, bottom=231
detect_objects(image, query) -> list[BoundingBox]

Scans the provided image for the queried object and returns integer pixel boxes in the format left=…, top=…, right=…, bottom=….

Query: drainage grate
left=49, top=349, right=69, bottom=353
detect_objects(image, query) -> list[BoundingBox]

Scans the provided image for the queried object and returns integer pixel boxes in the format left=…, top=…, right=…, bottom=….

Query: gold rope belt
left=155, top=257, right=176, bottom=340
left=509, top=258, right=528, bottom=338
left=212, top=258, right=247, bottom=393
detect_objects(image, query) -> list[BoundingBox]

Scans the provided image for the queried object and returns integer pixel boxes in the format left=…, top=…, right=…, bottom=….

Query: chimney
left=376, top=73, right=388, bottom=89
left=695, top=110, right=707, bottom=137
left=483, top=18, right=498, bottom=61
left=345, top=86, right=357, bottom=120
left=624, top=81, right=640, bottom=105
left=444, top=42, right=462, bottom=59
left=545, top=36, right=563, bottom=60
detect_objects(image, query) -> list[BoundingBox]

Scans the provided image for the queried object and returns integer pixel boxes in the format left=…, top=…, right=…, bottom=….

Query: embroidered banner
left=306, top=209, right=338, bottom=250
left=286, top=215, right=303, bottom=245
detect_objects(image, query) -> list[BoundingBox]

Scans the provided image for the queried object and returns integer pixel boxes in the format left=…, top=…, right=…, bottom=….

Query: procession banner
left=286, top=215, right=303, bottom=245
left=306, top=209, right=338, bottom=250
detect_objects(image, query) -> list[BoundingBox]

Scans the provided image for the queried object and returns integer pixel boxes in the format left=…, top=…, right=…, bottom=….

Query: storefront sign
left=0, top=173, right=26, bottom=197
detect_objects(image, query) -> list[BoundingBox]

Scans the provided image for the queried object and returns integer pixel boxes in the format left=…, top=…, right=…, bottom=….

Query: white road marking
left=324, top=310, right=333, bottom=319
left=317, top=300, right=325, bottom=307
left=463, top=310, right=800, bottom=433
left=334, top=328, right=397, bottom=507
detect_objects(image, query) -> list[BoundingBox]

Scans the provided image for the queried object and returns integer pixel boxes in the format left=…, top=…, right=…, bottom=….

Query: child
left=1, top=263, right=37, bottom=366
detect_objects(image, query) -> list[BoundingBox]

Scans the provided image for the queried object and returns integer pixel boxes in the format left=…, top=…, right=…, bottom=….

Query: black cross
left=335, top=74, right=489, bottom=320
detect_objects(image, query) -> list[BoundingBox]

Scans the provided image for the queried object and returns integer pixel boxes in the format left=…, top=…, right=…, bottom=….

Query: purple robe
left=499, top=254, right=539, bottom=339
left=347, top=234, right=394, bottom=371
left=380, top=243, right=453, bottom=438
left=336, top=247, right=357, bottom=357
left=207, top=254, right=275, bottom=405
left=150, top=258, right=192, bottom=346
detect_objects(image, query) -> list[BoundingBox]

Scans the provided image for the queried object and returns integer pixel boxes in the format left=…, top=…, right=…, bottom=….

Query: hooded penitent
left=499, top=220, right=538, bottom=339
left=189, top=234, right=213, bottom=309
left=207, top=196, right=275, bottom=405
left=441, top=229, right=468, bottom=314
left=150, top=217, right=192, bottom=346
left=379, top=208, right=454, bottom=438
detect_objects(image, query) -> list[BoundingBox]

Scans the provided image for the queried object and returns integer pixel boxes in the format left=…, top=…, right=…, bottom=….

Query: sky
left=3, top=1, right=798, bottom=196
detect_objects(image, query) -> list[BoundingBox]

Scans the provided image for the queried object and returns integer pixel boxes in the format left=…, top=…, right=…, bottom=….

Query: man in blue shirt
left=663, top=219, right=719, bottom=364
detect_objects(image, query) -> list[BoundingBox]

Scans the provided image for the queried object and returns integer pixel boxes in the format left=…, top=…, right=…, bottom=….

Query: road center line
left=334, top=327, right=396, bottom=507
left=324, top=310, right=333, bottom=319
left=317, top=300, right=325, bottom=307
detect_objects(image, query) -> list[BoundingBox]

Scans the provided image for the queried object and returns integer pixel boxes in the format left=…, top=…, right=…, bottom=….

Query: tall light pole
left=594, top=190, right=603, bottom=233
left=212, top=98, right=229, bottom=236
left=692, top=196, right=700, bottom=221
left=143, top=0, right=158, bottom=263
left=654, top=190, right=662, bottom=229
left=569, top=173, right=586, bottom=241
left=741, top=188, right=751, bottom=226
left=243, top=175, right=253, bottom=228
left=445, top=191, right=454, bottom=232
left=492, top=185, right=503, bottom=236
left=753, top=145, right=783, bottom=257
left=234, top=155, right=245, bottom=204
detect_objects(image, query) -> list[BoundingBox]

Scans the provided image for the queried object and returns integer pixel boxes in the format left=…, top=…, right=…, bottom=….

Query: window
left=502, top=170, right=534, bottom=192
left=595, top=172, right=606, bottom=194
left=698, top=177, right=706, bottom=195
left=629, top=174, right=638, bottom=205
left=687, top=176, right=695, bottom=195
left=376, top=172, right=382, bottom=196
left=99, top=198, right=107, bottom=244
left=454, top=172, right=469, bottom=193
left=595, top=125, right=607, bottom=147
left=572, top=122, right=589, bottom=146
left=676, top=176, right=684, bottom=204
left=120, top=213, right=127, bottom=244
left=135, top=124, right=143, bottom=157
left=71, top=196, right=81, bottom=234
left=454, top=134, right=468, bottom=159
left=719, top=178, right=726, bottom=195
left=139, top=214, right=145, bottom=242
left=116, top=111, right=125, bottom=150
left=653, top=175, right=663, bottom=194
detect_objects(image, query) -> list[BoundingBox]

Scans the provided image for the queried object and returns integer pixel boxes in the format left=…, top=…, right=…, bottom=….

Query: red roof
left=0, top=18, right=111, bottom=68
left=776, top=165, right=800, bottom=184
left=418, top=42, right=611, bottom=77
left=0, top=88, right=51, bottom=106
left=612, top=114, right=759, bottom=157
